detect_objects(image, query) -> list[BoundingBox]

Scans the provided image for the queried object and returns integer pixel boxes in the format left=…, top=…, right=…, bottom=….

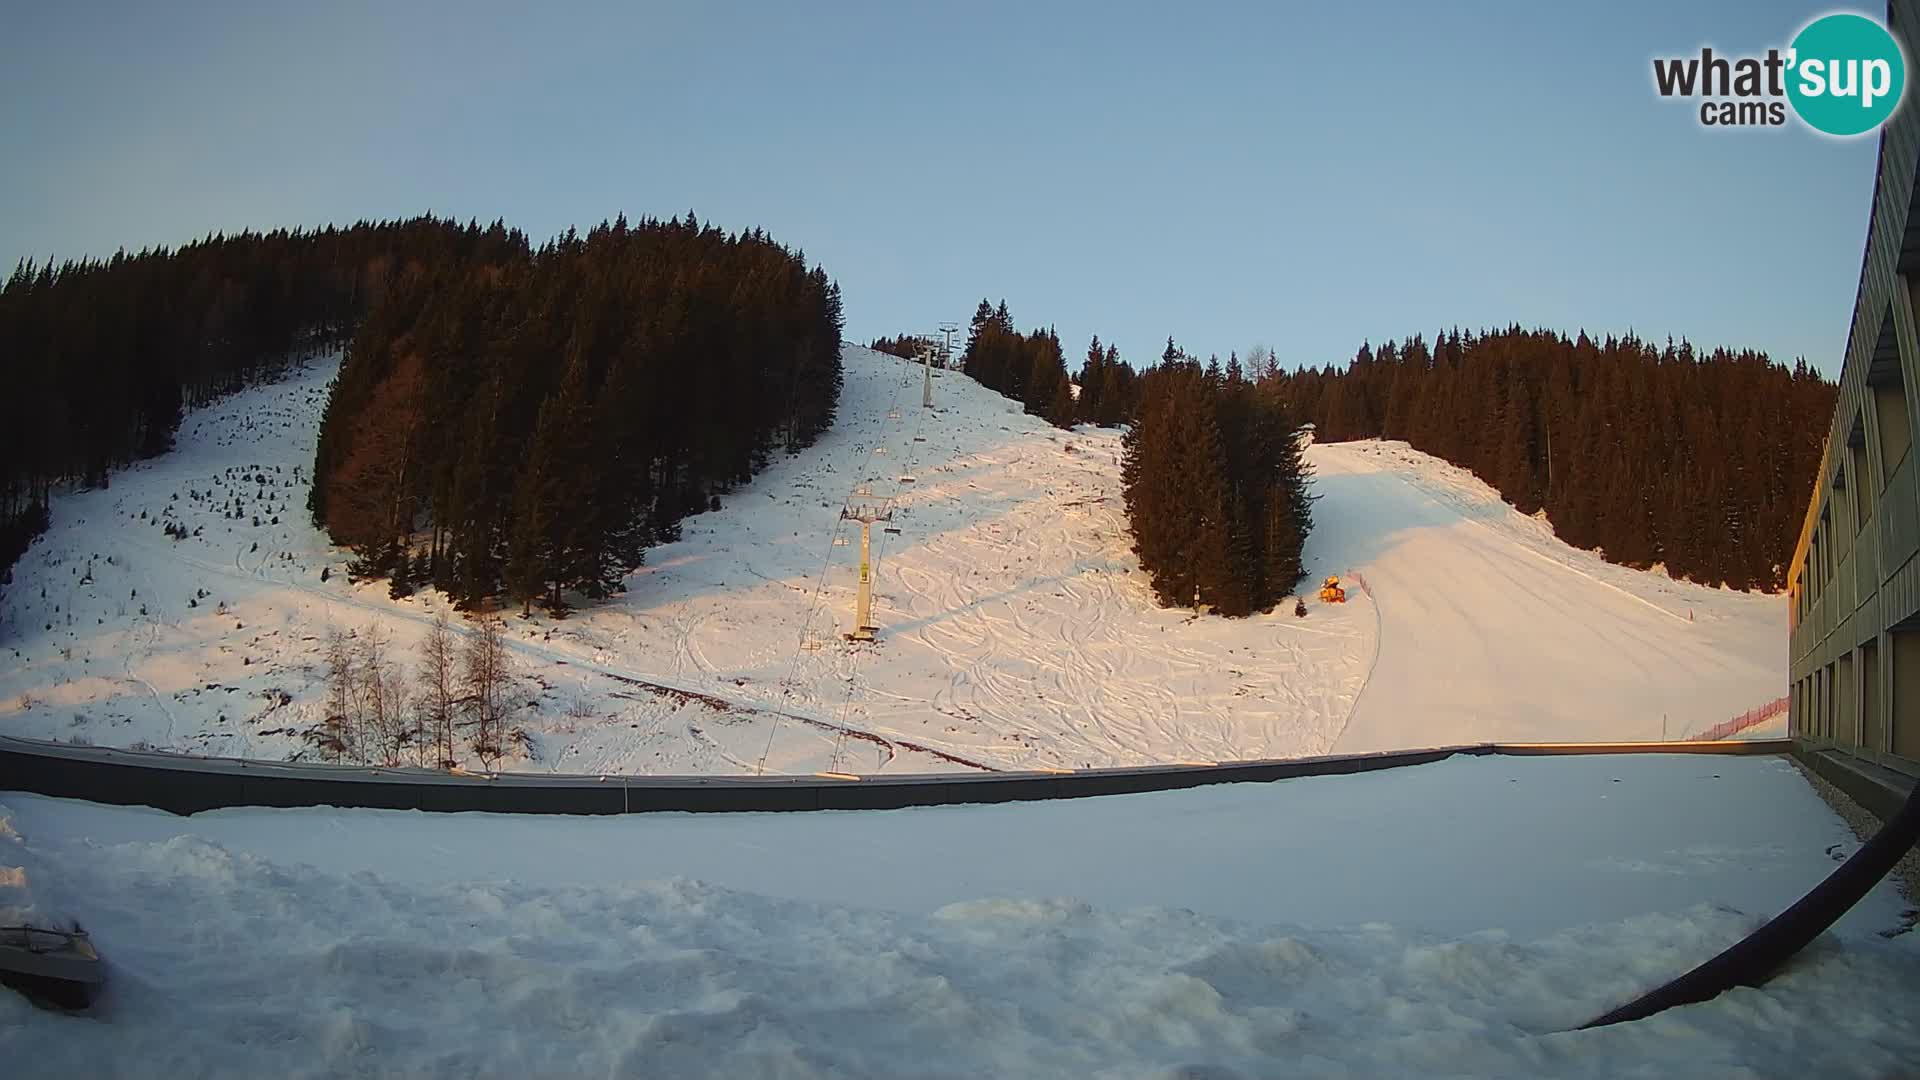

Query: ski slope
left=0, top=345, right=1785, bottom=771
left=1311, top=441, right=1788, bottom=753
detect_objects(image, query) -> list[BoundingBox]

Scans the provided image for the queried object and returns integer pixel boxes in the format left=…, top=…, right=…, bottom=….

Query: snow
left=0, top=357, right=1903, bottom=1074
left=3, top=753, right=1915, bottom=1077
left=0, top=346, right=1786, bottom=772
left=1312, top=440, right=1788, bottom=753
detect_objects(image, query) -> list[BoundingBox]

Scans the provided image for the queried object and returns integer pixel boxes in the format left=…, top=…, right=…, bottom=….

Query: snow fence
left=1690, top=696, right=1791, bottom=742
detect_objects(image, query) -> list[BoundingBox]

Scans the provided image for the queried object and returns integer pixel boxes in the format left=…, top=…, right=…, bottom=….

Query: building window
left=1870, top=306, right=1910, bottom=474
left=1850, top=418, right=1876, bottom=525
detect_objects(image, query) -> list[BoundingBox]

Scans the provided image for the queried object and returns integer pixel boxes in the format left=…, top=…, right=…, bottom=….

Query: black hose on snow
left=1582, top=778, right=1920, bottom=1028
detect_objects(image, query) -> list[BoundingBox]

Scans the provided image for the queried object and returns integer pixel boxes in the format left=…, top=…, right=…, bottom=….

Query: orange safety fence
left=1689, top=695, right=1790, bottom=741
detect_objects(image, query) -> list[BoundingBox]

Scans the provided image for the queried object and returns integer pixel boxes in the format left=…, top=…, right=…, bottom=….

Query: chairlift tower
left=915, top=339, right=939, bottom=409
left=938, top=322, right=960, bottom=369
left=841, top=501, right=893, bottom=640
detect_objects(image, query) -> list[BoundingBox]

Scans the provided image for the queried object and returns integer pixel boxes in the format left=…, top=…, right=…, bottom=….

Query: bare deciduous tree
left=463, top=615, right=510, bottom=771
left=322, top=627, right=357, bottom=762
left=1245, top=344, right=1278, bottom=384
left=358, top=626, right=408, bottom=765
left=417, top=612, right=460, bottom=769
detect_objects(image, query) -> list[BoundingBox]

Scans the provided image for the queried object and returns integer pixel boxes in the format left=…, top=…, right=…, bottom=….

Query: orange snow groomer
left=1318, top=576, right=1347, bottom=604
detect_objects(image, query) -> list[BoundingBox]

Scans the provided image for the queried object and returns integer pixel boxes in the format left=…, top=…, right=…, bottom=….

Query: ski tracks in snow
left=10, top=351, right=1780, bottom=776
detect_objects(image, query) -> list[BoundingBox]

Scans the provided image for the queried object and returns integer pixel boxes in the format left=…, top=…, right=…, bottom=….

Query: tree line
left=867, top=334, right=936, bottom=361
left=1075, top=332, right=1145, bottom=427
left=1269, top=327, right=1835, bottom=590
left=0, top=216, right=492, bottom=593
left=1123, top=345, right=1313, bottom=615
left=308, top=212, right=845, bottom=615
left=959, top=299, right=1143, bottom=429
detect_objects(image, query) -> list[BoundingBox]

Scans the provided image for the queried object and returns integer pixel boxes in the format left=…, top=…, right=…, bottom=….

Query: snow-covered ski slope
left=0, top=345, right=1785, bottom=772
left=1311, top=441, right=1787, bottom=753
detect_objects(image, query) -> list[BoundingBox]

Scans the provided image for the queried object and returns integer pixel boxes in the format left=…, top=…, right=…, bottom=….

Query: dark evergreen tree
left=1122, top=353, right=1312, bottom=616
left=298, top=212, right=844, bottom=610
left=1269, top=326, right=1835, bottom=589
left=1077, top=335, right=1106, bottom=424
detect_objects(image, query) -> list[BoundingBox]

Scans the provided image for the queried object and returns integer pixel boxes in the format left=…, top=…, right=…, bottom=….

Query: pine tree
left=1096, top=345, right=1134, bottom=426
left=1078, top=334, right=1106, bottom=424
left=1048, top=377, right=1077, bottom=429
left=387, top=552, right=415, bottom=599
left=1184, top=398, right=1236, bottom=613
left=1263, top=482, right=1306, bottom=600
left=503, top=453, right=553, bottom=617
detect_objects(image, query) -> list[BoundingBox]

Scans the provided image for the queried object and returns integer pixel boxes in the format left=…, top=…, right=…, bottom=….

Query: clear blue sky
left=0, top=1, right=1879, bottom=374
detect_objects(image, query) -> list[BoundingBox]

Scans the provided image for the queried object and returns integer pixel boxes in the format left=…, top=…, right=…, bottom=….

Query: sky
left=0, top=1, right=1882, bottom=375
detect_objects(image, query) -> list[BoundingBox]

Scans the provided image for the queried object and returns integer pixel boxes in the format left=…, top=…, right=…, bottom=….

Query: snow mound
left=2, top=752, right=1915, bottom=1077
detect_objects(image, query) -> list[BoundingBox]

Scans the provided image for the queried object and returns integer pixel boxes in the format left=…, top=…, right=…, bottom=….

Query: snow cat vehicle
left=1318, top=576, right=1347, bottom=604
left=0, top=924, right=106, bottom=1011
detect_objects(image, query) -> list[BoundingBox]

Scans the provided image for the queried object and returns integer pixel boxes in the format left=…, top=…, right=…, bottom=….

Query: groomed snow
left=0, top=345, right=1786, bottom=773
left=1312, top=441, right=1788, bottom=753
left=3, top=754, right=1914, bottom=1077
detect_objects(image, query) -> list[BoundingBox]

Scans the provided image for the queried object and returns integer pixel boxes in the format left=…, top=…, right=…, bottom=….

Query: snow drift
left=1, top=753, right=1914, bottom=1077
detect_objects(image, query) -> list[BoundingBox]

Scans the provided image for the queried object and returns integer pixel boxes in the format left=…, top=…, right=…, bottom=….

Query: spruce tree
left=1078, top=334, right=1106, bottom=424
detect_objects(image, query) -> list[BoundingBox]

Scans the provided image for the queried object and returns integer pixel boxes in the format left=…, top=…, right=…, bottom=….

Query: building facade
left=1787, top=0, right=1920, bottom=772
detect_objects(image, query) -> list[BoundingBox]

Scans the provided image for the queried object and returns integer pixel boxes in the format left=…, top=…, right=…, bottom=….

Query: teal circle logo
left=1786, top=13, right=1906, bottom=136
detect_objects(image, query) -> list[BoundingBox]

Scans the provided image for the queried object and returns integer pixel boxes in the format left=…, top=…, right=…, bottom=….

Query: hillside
left=1276, top=329, right=1834, bottom=591
left=0, top=345, right=1786, bottom=771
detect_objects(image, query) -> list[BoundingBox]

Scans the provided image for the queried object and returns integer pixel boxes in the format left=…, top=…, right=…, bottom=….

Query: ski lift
left=883, top=526, right=902, bottom=535
left=853, top=485, right=873, bottom=496
left=873, top=447, right=890, bottom=455
left=886, top=409, right=902, bottom=420
left=897, top=475, right=917, bottom=484
left=832, top=535, right=850, bottom=546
